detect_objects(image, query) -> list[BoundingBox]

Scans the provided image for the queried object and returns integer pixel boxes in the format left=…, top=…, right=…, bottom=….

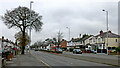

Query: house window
left=116, top=39, right=118, bottom=42
left=93, top=38, right=95, bottom=42
left=81, top=41, right=82, bottom=44
left=89, top=39, right=92, bottom=43
left=98, top=38, right=100, bottom=43
left=102, top=38, right=104, bottom=41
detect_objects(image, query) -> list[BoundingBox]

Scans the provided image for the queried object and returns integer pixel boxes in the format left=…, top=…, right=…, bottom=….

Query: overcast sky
left=0, top=0, right=119, bottom=44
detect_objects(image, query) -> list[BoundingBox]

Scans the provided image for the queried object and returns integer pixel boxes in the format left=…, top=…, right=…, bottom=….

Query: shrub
left=61, top=47, right=67, bottom=51
left=54, top=51, right=62, bottom=53
left=115, top=47, right=120, bottom=52
left=69, top=48, right=74, bottom=52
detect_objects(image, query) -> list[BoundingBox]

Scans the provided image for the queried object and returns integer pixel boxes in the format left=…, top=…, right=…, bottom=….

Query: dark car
left=73, top=49, right=82, bottom=54
left=35, top=48, right=39, bottom=51
left=91, top=50, right=97, bottom=54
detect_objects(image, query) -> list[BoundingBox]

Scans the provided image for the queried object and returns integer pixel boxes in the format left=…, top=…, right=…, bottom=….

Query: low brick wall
left=109, top=52, right=120, bottom=55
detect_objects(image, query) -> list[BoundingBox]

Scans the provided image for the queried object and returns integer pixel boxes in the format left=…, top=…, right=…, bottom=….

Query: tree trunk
left=21, top=46, right=25, bottom=54
left=21, top=28, right=26, bottom=54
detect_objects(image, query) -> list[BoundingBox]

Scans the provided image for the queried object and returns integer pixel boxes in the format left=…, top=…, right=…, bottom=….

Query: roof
left=67, top=35, right=94, bottom=43
left=81, top=35, right=93, bottom=41
left=95, top=32, right=120, bottom=38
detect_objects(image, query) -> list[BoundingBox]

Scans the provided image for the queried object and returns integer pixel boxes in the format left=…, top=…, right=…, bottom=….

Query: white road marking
left=30, top=52, right=52, bottom=68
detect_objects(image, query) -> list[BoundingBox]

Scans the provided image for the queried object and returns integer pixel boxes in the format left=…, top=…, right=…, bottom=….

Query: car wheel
left=73, top=52, right=75, bottom=54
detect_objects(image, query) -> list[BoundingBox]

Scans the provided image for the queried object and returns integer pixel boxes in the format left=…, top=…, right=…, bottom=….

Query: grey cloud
left=0, top=0, right=118, bottom=44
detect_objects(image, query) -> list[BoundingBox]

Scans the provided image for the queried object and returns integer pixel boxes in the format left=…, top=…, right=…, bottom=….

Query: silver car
left=73, top=49, right=82, bottom=54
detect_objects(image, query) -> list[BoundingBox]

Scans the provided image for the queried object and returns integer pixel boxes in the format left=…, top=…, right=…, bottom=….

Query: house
left=67, top=38, right=76, bottom=50
left=82, top=30, right=120, bottom=53
left=66, top=36, right=94, bottom=50
left=83, top=35, right=97, bottom=51
left=67, top=37, right=88, bottom=50
left=1, top=36, right=16, bottom=52
left=60, top=39, right=67, bottom=48
left=74, top=38, right=84, bottom=49
left=95, top=30, right=120, bottom=53
left=96, top=30, right=120, bottom=49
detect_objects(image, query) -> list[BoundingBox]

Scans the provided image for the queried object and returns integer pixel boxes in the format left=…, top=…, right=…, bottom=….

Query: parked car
left=91, top=50, right=97, bottom=54
left=35, top=48, right=39, bottom=51
left=73, top=49, right=82, bottom=54
left=42, top=48, right=48, bottom=50
left=57, top=48, right=63, bottom=52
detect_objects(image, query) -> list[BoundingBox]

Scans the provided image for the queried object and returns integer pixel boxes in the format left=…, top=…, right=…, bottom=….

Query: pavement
left=4, top=52, right=49, bottom=68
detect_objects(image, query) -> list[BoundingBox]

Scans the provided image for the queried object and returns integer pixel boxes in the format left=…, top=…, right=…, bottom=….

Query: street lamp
left=66, top=27, right=70, bottom=41
left=102, top=9, right=109, bottom=55
left=29, top=1, right=34, bottom=54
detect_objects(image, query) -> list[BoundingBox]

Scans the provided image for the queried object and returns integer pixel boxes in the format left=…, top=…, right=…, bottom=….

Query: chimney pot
left=108, top=30, right=111, bottom=33
left=100, top=30, right=103, bottom=35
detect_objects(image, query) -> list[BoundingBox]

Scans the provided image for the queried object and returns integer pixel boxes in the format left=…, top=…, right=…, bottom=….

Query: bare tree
left=1, top=6, right=43, bottom=54
left=57, top=30, right=63, bottom=47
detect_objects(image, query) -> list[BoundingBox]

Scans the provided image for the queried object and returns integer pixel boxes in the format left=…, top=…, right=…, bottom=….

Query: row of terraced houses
left=38, top=30, right=120, bottom=53
left=66, top=30, right=120, bottom=53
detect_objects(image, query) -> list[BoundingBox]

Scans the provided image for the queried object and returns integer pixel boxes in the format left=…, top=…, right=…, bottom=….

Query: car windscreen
left=74, top=49, right=81, bottom=51
left=58, top=49, right=62, bottom=51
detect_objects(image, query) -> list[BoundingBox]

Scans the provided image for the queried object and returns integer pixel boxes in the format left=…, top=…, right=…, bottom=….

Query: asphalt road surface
left=63, top=51, right=118, bottom=60
left=30, top=50, right=112, bottom=66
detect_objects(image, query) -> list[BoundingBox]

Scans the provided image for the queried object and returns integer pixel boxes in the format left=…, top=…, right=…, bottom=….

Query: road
left=63, top=51, right=118, bottom=60
left=30, top=50, right=112, bottom=66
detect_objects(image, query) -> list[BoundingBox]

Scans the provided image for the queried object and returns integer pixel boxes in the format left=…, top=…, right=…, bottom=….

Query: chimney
left=2, top=36, right=4, bottom=42
left=6, top=39, right=8, bottom=42
left=72, top=38, right=74, bottom=41
left=100, top=30, right=103, bottom=35
left=9, top=40, right=11, bottom=43
left=62, top=39, right=64, bottom=41
left=108, top=30, right=111, bottom=33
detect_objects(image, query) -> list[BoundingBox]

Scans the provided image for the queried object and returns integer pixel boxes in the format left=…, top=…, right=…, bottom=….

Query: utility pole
left=66, top=27, right=70, bottom=41
left=102, top=9, right=109, bottom=55
left=29, top=1, right=34, bottom=54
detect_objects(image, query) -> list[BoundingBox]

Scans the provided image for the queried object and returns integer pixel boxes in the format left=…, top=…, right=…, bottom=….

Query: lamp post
left=102, top=9, right=109, bottom=55
left=29, top=1, right=34, bottom=54
left=66, top=27, right=70, bottom=41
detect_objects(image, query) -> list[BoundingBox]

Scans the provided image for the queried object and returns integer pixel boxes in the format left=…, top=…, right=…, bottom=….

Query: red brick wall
left=60, top=41, right=67, bottom=48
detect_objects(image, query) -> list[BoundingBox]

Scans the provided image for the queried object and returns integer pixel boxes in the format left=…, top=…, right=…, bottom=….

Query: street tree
left=53, top=37, right=57, bottom=45
left=33, top=42, right=38, bottom=48
left=15, top=31, right=29, bottom=47
left=1, top=6, right=43, bottom=54
left=82, top=34, right=89, bottom=38
left=57, top=31, right=63, bottom=47
left=45, top=38, right=53, bottom=48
